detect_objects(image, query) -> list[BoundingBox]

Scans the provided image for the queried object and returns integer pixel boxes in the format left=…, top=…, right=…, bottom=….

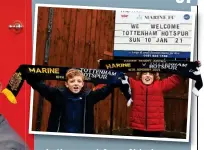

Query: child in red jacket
left=121, top=72, right=182, bottom=137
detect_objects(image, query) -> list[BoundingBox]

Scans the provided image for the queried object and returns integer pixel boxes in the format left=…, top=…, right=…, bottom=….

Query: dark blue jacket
left=26, top=79, right=114, bottom=134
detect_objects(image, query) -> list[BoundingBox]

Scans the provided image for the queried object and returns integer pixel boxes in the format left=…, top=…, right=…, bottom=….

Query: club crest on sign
left=184, top=14, right=190, bottom=20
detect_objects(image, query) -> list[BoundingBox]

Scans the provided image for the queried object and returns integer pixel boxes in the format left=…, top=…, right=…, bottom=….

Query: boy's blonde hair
left=135, top=72, right=160, bottom=80
left=65, top=69, right=85, bottom=81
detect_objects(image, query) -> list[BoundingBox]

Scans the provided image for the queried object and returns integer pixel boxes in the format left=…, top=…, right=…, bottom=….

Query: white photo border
left=190, top=6, right=198, bottom=150
left=29, top=3, right=197, bottom=143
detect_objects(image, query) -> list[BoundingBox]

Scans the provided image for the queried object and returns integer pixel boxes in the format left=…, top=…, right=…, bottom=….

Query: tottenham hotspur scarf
left=99, top=59, right=203, bottom=106
left=1, top=61, right=203, bottom=105
left=0, top=65, right=125, bottom=104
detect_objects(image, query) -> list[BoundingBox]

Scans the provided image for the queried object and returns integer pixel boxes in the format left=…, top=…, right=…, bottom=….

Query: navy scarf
left=99, top=59, right=203, bottom=97
left=1, top=65, right=125, bottom=104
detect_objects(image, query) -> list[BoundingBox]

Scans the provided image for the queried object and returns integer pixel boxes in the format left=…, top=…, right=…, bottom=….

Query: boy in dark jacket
left=26, top=68, right=121, bottom=134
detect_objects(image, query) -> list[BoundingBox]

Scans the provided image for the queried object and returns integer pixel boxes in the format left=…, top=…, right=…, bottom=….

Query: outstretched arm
left=160, top=74, right=182, bottom=92
left=26, top=76, right=58, bottom=103
left=89, top=84, right=114, bottom=104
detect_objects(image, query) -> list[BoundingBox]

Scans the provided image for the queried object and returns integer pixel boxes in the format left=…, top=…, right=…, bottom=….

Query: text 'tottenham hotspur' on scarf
left=0, top=65, right=126, bottom=104
left=99, top=59, right=203, bottom=98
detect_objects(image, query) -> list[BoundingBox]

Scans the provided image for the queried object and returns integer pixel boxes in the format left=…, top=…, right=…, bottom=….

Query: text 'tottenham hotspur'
left=123, top=24, right=189, bottom=37
left=120, top=23, right=191, bottom=45
left=79, top=68, right=117, bottom=80
left=149, top=62, right=188, bottom=70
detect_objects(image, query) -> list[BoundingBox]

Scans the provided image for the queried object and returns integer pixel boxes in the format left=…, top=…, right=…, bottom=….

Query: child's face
left=65, top=76, right=84, bottom=93
left=141, top=72, right=154, bottom=85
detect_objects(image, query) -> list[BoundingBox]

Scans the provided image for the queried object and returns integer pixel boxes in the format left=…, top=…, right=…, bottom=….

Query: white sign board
left=114, top=9, right=196, bottom=59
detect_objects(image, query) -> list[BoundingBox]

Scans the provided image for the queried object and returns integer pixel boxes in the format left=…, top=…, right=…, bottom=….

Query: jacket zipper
left=83, top=90, right=91, bottom=133
left=146, top=86, right=148, bottom=130
left=83, top=97, right=87, bottom=133
left=57, top=113, right=62, bottom=132
left=73, top=109, right=75, bottom=128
